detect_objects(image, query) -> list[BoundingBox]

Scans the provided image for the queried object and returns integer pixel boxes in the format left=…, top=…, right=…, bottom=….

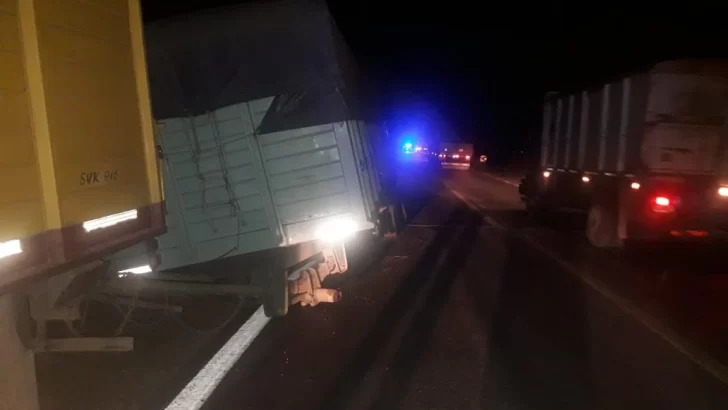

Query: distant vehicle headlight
left=316, top=218, right=358, bottom=243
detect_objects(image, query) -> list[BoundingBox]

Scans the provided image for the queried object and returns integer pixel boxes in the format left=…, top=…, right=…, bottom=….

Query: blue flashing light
left=403, top=142, right=413, bottom=149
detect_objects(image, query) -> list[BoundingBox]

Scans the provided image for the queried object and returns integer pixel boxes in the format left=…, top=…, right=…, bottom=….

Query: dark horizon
left=142, top=0, right=728, bottom=159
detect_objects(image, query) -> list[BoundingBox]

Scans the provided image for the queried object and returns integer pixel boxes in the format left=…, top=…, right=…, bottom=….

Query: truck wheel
left=587, top=204, right=621, bottom=248
left=263, top=263, right=288, bottom=317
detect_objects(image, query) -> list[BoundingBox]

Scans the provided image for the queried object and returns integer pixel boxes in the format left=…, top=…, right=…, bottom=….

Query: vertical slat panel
left=18, top=0, right=61, bottom=232
left=540, top=101, right=552, bottom=167
left=604, top=81, right=623, bottom=171
left=553, top=98, right=563, bottom=167
left=332, top=122, right=367, bottom=223
left=564, top=95, right=575, bottom=168
left=617, top=78, right=631, bottom=172
left=363, top=123, right=380, bottom=205
left=584, top=89, right=602, bottom=171
left=625, top=74, right=650, bottom=172
left=347, top=122, right=372, bottom=219
left=598, top=84, right=610, bottom=171
left=577, top=91, right=589, bottom=169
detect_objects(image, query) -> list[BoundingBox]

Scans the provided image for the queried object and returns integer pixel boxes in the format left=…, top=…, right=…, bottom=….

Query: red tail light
left=652, top=196, right=675, bottom=213
left=655, top=196, right=670, bottom=206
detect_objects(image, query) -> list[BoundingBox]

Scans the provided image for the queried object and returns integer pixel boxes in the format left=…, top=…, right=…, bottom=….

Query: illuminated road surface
left=198, top=169, right=728, bottom=410
left=37, top=167, right=728, bottom=409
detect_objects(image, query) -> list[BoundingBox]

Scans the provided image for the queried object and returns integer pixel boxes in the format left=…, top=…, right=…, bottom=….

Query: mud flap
left=262, top=260, right=288, bottom=317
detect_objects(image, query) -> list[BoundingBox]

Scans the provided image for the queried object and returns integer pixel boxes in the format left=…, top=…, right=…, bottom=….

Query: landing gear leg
left=0, top=294, right=39, bottom=410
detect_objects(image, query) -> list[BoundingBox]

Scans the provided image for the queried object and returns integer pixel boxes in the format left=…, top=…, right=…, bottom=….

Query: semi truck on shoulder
left=519, top=60, right=728, bottom=247
left=0, top=1, right=162, bottom=408
left=108, top=1, right=384, bottom=317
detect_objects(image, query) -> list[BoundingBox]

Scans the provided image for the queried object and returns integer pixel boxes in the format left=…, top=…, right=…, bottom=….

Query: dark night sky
left=141, top=0, right=728, bottom=159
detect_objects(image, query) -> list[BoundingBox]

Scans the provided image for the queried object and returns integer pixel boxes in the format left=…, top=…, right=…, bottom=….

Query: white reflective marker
left=165, top=307, right=270, bottom=410
left=83, top=209, right=138, bottom=232
left=119, top=265, right=152, bottom=275
left=0, top=239, right=22, bottom=259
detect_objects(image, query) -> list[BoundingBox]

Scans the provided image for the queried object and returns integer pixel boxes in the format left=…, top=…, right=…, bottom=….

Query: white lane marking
left=449, top=187, right=728, bottom=386
left=449, top=189, right=504, bottom=229
left=165, top=307, right=270, bottom=410
left=519, top=233, right=728, bottom=386
left=485, top=173, right=520, bottom=187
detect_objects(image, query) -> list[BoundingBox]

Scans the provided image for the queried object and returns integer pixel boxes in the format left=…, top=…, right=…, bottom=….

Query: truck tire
left=263, top=263, right=288, bottom=317
left=587, top=204, right=621, bottom=248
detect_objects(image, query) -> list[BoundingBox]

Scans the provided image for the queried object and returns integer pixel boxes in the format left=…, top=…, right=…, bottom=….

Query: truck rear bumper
left=441, top=162, right=471, bottom=170
left=627, top=216, right=728, bottom=242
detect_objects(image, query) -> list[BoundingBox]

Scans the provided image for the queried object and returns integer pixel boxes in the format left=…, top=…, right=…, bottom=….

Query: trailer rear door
left=643, top=73, right=728, bottom=174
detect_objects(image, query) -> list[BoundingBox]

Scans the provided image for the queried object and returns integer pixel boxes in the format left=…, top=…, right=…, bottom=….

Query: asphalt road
left=196, top=167, right=728, bottom=410
left=38, top=166, right=728, bottom=409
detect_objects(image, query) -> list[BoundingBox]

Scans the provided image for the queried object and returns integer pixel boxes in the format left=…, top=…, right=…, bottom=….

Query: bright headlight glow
left=718, top=187, right=728, bottom=197
left=316, top=218, right=358, bottom=242
left=83, top=209, right=137, bottom=232
left=0, top=239, right=22, bottom=259
left=119, top=264, right=152, bottom=275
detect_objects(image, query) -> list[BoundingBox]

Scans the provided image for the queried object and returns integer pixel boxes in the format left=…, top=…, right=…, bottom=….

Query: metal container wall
left=623, top=74, right=650, bottom=172
left=111, top=98, right=380, bottom=272
left=541, top=61, right=728, bottom=176
left=0, top=0, right=163, bottom=291
left=543, top=74, right=649, bottom=173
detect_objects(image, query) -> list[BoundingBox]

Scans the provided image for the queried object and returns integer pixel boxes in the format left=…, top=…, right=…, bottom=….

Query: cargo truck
left=108, top=1, right=384, bottom=317
left=0, top=1, right=162, bottom=408
left=519, top=60, right=728, bottom=247
left=439, top=142, right=473, bottom=170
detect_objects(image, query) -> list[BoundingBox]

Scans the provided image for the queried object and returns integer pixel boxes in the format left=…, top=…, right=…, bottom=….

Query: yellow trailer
left=0, top=0, right=163, bottom=292
left=1, top=1, right=163, bottom=408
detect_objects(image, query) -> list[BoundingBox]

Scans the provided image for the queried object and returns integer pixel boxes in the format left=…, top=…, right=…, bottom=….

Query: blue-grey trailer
left=109, top=1, right=384, bottom=316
